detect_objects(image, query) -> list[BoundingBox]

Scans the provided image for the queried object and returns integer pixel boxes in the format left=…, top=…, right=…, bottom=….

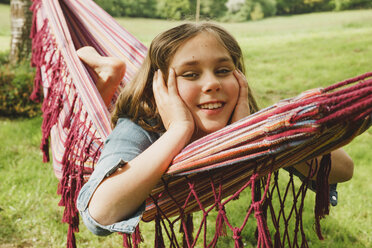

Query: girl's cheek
left=176, top=81, right=192, bottom=105
left=226, top=76, right=239, bottom=92
left=177, top=79, right=192, bottom=94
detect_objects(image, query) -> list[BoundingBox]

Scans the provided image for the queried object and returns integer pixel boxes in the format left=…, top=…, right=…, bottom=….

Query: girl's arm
left=89, top=124, right=192, bottom=225
left=88, top=68, right=194, bottom=226
left=293, top=148, right=354, bottom=184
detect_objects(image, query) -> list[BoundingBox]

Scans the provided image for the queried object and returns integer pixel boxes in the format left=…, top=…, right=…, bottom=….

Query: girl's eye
left=182, top=72, right=199, bottom=79
left=216, top=68, right=232, bottom=75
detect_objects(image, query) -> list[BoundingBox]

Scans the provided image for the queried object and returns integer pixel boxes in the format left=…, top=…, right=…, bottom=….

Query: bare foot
left=77, top=46, right=126, bottom=107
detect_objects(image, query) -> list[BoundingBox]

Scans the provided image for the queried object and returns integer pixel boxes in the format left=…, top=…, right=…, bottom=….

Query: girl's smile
left=198, top=101, right=225, bottom=112
left=169, top=32, right=240, bottom=140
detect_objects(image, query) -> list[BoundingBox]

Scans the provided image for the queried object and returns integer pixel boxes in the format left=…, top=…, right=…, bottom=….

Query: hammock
left=30, top=0, right=372, bottom=247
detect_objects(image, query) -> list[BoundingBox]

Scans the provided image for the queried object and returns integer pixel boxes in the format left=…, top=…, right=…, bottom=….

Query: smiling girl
left=76, top=22, right=353, bottom=236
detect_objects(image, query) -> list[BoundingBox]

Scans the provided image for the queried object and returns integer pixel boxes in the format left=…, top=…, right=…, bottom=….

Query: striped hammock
left=30, top=0, right=372, bottom=247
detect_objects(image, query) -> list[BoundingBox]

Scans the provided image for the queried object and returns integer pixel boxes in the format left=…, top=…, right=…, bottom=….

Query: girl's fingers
left=152, top=70, right=160, bottom=101
left=157, top=70, right=167, bottom=92
left=153, top=70, right=167, bottom=100
left=153, top=68, right=177, bottom=97
left=234, top=69, right=248, bottom=96
left=231, top=69, right=250, bottom=123
left=167, top=68, right=178, bottom=96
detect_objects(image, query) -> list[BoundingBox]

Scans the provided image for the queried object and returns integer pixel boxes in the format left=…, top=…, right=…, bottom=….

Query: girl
left=76, top=22, right=354, bottom=236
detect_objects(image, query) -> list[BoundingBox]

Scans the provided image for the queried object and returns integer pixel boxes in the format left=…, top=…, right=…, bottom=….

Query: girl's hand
left=153, top=68, right=195, bottom=134
left=230, top=69, right=251, bottom=123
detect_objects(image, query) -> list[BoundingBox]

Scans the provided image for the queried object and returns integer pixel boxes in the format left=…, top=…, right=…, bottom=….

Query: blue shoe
left=329, top=183, right=338, bottom=206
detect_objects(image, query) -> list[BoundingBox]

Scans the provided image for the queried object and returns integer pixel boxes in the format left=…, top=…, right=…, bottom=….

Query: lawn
left=0, top=5, right=371, bottom=248
left=0, top=3, right=10, bottom=52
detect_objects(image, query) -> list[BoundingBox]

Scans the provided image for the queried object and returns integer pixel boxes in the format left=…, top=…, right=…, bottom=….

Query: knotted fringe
left=251, top=173, right=272, bottom=248
left=254, top=179, right=262, bottom=241
left=297, top=177, right=311, bottom=248
left=58, top=103, right=84, bottom=248
left=314, top=153, right=331, bottom=240
left=30, top=2, right=104, bottom=247
left=29, top=0, right=43, bottom=102
left=67, top=227, right=76, bottom=248
left=233, top=227, right=244, bottom=248
left=132, top=225, right=143, bottom=248
left=180, top=214, right=194, bottom=248
left=63, top=94, right=78, bottom=129
left=122, top=233, right=131, bottom=248
left=215, top=207, right=227, bottom=237
left=155, top=215, right=165, bottom=248
left=121, top=225, right=142, bottom=248
left=30, top=4, right=66, bottom=163
left=211, top=182, right=227, bottom=247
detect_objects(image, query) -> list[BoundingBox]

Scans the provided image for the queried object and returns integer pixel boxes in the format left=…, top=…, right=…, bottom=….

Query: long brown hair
left=111, top=22, right=258, bottom=132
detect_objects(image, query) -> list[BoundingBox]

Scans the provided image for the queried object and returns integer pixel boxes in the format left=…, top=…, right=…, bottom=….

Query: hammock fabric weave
left=30, top=0, right=372, bottom=247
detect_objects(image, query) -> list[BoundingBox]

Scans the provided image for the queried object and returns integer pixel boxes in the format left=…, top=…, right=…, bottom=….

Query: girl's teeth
left=200, top=103, right=222, bottom=109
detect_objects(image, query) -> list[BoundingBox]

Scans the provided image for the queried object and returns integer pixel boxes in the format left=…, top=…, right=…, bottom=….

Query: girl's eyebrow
left=217, top=56, right=233, bottom=63
left=177, top=56, right=233, bottom=67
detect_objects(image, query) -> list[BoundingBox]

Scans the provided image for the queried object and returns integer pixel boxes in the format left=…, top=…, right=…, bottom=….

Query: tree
left=156, top=0, right=196, bottom=20
left=225, top=0, right=276, bottom=21
left=200, top=0, right=228, bottom=19
left=276, top=0, right=332, bottom=15
left=9, top=0, right=32, bottom=64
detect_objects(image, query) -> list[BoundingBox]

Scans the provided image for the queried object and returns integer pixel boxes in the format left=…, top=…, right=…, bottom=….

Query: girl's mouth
left=198, top=102, right=224, bottom=110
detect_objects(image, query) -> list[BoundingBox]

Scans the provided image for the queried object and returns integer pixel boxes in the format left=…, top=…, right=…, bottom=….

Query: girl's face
left=169, top=32, right=239, bottom=140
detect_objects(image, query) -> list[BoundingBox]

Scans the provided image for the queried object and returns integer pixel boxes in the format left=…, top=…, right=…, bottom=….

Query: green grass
left=1, top=8, right=372, bottom=248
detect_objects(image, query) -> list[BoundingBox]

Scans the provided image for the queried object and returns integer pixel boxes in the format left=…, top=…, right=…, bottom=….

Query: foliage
left=276, top=0, right=333, bottom=15
left=156, top=0, right=228, bottom=20
left=94, top=0, right=157, bottom=18
left=0, top=0, right=10, bottom=4
left=199, top=0, right=228, bottom=19
left=94, top=0, right=226, bottom=20
left=226, top=0, right=246, bottom=12
left=156, top=0, right=196, bottom=20
left=331, top=0, right=372, bottom=10
left=0, top=52, right=40, bottom=117
left=223, top=0, right=277, bottom=21
left=92, top=0, right=371, bottom=21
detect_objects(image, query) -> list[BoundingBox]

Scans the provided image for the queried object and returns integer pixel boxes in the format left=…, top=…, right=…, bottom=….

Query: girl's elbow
left=88, top=193, right=120, bottom=226
left=88, top=204, right=111, bottom=226
left=88, top=197, right=135, bottom=226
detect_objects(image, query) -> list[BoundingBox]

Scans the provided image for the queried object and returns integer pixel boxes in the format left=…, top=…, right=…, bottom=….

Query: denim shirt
left=76, top=118, right=160, bottom=236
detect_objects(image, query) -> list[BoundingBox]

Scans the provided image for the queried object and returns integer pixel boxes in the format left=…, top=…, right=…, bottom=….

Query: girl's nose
left=202, top=74, right=221, bottom=93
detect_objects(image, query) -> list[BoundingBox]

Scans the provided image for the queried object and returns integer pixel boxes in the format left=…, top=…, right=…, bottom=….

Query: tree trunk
left=196, top=0, right=200, bottom=22
left=9, top=0, right=32, bottom=64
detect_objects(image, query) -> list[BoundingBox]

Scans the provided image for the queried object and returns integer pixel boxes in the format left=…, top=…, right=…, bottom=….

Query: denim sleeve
left=76, top=118, right=159, bottom=236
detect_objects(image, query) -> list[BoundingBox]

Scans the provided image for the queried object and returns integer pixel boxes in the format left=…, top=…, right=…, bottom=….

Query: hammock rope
left=30, top=0, right=371, bottom=247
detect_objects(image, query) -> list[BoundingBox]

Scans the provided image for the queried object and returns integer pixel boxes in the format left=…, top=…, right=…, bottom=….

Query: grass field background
left=0, top=3, right=371, bottom=247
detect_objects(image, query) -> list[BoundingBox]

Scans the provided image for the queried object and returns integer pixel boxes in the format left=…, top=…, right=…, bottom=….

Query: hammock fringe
left=314, top=153, right=331, bottom=240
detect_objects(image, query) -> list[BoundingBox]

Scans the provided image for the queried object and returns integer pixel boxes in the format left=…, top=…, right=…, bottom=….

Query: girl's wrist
left=167, top=122, right=194, bottom=146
